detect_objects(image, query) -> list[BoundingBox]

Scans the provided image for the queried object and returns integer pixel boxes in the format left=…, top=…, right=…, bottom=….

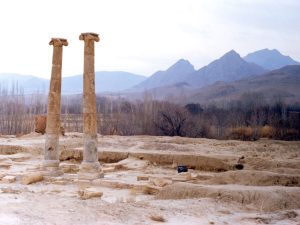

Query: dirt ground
left=0, top=133, right=300, bottom=225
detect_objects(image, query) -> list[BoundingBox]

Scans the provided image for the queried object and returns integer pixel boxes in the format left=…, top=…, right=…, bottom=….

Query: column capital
left=79, top=33, right=100, bottom=42
left=49, top=38, right=68, bottom=47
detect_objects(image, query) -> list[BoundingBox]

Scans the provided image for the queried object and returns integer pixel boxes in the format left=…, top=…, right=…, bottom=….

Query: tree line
left=0, top=84, right=299, bottom=140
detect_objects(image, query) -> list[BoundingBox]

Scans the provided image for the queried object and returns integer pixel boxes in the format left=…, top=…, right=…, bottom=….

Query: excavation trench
left=156, top=182, right=300, bottom=212
left=60, top=148, right=233, bottom=172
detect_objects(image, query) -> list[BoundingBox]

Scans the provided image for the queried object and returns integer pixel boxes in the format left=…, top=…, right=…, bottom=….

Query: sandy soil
left=0, top=133, right=300, bottom=224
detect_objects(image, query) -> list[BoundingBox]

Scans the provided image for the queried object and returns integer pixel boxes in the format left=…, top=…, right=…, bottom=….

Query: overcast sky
left=0, top=0, right=299, bottom=78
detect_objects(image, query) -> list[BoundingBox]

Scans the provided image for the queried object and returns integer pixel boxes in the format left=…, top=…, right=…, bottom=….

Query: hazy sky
left=0, top=0, right=299, bottom=78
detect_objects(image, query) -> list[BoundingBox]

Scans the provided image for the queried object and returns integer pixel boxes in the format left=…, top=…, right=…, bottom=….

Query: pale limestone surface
left=2, top=176, right=16, bottom=183
left=0, top=133, right=300, bottom=224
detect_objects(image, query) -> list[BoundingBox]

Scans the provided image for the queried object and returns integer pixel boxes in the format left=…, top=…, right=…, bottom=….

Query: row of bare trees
left=0, top=84, right=47, bottom=135
left=0, top=84, right=299, bottom=140
left=63, top=93, right=300, bottom=140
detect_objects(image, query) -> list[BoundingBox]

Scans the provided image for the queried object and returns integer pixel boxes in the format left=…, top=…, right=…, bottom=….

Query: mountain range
left=244, top=49, right=300, bottom=70
left=132, top=50, right=268, bottom=91
left=185, top=50, right=266, bottom=87
left=0, top=74, right=48, bottom=93
left=0, top=71, right=145, bottom=94
left=132, top=59, right=195, bottom=91
left=130, top=49, right=299, bottom=91
left=189, top=65, right=300, bottom=104
left=62, top=71, right=145, bottom=94
left=0, top=49, right=299, bottom=103
left=125, top=49, right=300, bottom=103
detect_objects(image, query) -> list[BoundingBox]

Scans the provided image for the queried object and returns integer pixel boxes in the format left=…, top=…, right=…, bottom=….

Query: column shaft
left=44, top=38, right=68, bottom=173
left=78, top=32, right=102, bottom=179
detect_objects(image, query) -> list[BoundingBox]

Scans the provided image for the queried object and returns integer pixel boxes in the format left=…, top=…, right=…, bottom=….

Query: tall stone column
left=78, top=33, right=103, bottom=180
left=43, top=38, right=68, bottom=176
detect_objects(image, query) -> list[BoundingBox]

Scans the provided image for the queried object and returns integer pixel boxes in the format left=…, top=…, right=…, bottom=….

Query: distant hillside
left=186, top=50, right=267, bottom=87
left=244, top=49, right=299, bottom=70
left=0, top=71, right=146, bottom=94
left=126, top=50, right=268, bottom=101
left=0, top=73, right=48, bottom=93
left=1, top=49, right=299, bottom=100
left=190, top=65, right=300, bottom=104
left=131, top=59, right=195, bottom=91
left=63, top=71, right=146, bottom=94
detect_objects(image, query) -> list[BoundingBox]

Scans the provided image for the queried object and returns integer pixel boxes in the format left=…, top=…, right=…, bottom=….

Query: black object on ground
left=177, top=165, right=188, bottom=173
left=234, top=164, right=244, bottom=170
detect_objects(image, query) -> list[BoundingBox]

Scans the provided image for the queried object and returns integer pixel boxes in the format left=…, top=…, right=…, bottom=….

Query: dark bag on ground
left=177, top=165, right=188, bottom=173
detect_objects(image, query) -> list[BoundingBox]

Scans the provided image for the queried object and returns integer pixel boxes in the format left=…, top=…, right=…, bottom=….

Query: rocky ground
left=0, top=133, right=300, bottom=225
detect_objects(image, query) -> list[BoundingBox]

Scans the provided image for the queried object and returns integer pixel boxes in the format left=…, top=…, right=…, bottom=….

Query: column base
left=42, top=160, right=64, bottom=177
left=78, top=161, right=104, bottom=180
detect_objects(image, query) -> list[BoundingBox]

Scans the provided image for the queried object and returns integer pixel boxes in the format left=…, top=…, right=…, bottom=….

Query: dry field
left=0, top=133, right=300, bottom=225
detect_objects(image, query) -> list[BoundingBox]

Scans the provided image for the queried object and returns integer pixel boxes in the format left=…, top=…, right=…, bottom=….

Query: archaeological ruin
left=43, top=38, right=68, bottom=176
left=1, top=32, right=299, bottom=225
left=43, top=33, right=103, bottom=179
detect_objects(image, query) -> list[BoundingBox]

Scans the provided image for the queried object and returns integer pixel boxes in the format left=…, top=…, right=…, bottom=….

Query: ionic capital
left=79, top=33, right=100, bottom=42
left=49, top=38, right=68, bottom=47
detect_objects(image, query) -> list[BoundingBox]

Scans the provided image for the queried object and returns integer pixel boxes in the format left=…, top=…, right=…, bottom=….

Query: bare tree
left=154, top=102, right=188, bottom=136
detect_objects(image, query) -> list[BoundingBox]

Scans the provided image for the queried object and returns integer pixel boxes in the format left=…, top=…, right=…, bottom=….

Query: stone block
left=102, top=167, right=116, bottom=173
left=78, top=187, right=103, bottom=200
left=137, top=176, right=149, bottom=181
left=2, top=175, right=16, bottom=183
left=59, top=162, right=79, bottom=173
left=35, top=115, right=47, bottom=134
left=150, top=177, right=172, bottom=187
left=172, top=172, right=192, bottom=182
left=21, top=172, right=43, bottom=185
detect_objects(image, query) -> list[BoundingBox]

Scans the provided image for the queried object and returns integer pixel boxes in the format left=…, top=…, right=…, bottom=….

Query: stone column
left=78, top=33, right=103, bottom=180
left=43, top=38, right=68, bottom=176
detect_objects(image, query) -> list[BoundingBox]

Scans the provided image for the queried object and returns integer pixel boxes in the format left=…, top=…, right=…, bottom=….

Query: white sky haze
left=0, top=0, right=299, bottom=78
